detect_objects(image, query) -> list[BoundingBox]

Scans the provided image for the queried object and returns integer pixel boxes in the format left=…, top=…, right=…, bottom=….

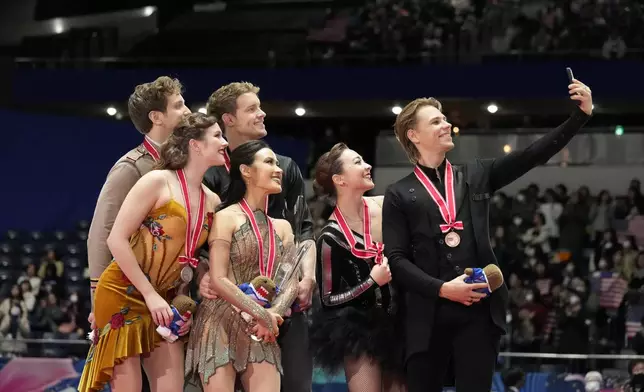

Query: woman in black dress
left=310, top=143, right=405, bottom=392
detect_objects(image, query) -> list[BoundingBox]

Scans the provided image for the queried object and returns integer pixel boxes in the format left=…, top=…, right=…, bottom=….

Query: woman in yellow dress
left=186, top=140, right=298, bottom=392
left=78, top=112, right=228, bottom=392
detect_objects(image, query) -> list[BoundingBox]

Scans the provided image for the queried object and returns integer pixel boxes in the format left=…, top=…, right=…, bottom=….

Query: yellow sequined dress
left=185, top=211, right=297, bottom=385
left=78, top=199, right=212, bottom=392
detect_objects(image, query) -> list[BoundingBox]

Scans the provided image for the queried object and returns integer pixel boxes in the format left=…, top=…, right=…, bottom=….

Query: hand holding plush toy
left=156, top=295, right=197, bottom=343
left=464, top=264, right=504, bottom=295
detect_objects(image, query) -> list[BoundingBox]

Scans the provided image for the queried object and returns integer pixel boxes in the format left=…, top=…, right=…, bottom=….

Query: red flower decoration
left=110, top=313, right=125, bottom=329
left=121, top=273, right=131, bottom=285
left=91, top=329, right=99, bottom=345
left=206, top=212, right=214, bottom=229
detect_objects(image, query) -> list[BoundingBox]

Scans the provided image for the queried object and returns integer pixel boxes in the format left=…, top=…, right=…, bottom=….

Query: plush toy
left=464, top=264, right=504, bottom=295
left=156, top=295, right=197, bottom=343
left=238, top=276, right=277, bottom=308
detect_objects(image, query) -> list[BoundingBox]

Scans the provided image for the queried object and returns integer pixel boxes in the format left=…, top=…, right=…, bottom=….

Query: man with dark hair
left=195, top=81, right=316, bottom=392
left=86, top=76, right=190, bottom=390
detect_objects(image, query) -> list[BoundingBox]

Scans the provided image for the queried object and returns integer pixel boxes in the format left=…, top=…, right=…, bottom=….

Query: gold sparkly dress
left=185, top=211, right=298, bottom=385
left=78, top=199, right=212, bottom=392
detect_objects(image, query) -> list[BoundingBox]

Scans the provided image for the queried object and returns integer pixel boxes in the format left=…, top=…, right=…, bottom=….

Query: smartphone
left=566, top=67, right=574, bottom=82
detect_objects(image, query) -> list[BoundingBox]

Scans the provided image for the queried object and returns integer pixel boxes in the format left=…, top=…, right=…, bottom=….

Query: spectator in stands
left=0, top=285, right=28, bottom=321
left=17, top=263, right=41, bottom=295
left=0, top=288, right=30, bottom=355
left=38, top=249, right=64, bottom=278
left=590, top=190, right=615, bottom=246
left=630, top=317, right=644, bottom=355
left=502, top=368, right=525, bottom=392
left=522, top=212, right=552, bottom=255
left=539, top=189, right=563, bottom=247
left=19, top=280, right=35, bottom=312
left=559, top=192, right=590, bottom=273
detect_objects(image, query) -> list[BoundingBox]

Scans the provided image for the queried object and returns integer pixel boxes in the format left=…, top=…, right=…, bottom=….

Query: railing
left=10, top=48, right=644, bottom=69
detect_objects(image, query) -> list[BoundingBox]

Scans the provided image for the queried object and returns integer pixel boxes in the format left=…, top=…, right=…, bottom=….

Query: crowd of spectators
left=0, top=226, right=91, bottom=358
left=307, top=0, right=644, bottom=64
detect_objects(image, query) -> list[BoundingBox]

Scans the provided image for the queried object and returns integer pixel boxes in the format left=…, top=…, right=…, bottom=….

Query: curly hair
left=156, top=113, right=218, bottom=170
left=128, top=76, right=184, bottom=135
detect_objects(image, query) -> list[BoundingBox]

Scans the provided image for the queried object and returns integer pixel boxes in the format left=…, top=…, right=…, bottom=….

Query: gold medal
left=445, top=231, right=461, bottom=248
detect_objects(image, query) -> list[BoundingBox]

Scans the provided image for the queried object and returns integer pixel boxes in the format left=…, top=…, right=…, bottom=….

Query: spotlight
left=142, top=6, right=156, bottom=17
left=106, top=107, right=117, bottom=116
left=503, top=144, right=511, bottom=154
left=198, top=107, right=207, bottom=114
left=391, top=106, right=402, bottom=115
left=295, top=107, right=306, bottom=116
left=487, top=104, right=499, bottom=114
left=53, top=19, right=64, bottom=34
left=453, top=127, right=460, bottom=134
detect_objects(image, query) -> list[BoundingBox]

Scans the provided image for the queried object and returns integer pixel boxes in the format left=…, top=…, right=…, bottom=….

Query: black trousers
left=277, top=310, right=313, bottom=392
left=406, top=300, right=500, bottom=392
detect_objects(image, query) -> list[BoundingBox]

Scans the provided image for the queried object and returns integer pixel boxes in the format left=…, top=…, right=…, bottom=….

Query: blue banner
left=0, top=110, right=308, bottom=233
left=11, top=60, right=643, bottom=104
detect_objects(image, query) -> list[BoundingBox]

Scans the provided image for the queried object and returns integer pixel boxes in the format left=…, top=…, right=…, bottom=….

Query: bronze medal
left=445, top=231, right=461, bottom=248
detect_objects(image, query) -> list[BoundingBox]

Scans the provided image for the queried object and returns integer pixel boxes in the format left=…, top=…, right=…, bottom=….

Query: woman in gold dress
left=186, top=140, right=298, bottom=392
left=78, top=113, right=228, bottom=392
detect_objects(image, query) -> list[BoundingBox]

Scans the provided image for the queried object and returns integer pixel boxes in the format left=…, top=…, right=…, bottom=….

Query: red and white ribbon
left=176, top=169, right=206, bottom=268
left=239, top=199, right=276, bottom=277
left=142, top=136, right=160, bottom=162
left=333, top=198, right=384, bottom=264
left=413, top=160, right=463, bottom=233
left=223, top=149, right=231, bottom=173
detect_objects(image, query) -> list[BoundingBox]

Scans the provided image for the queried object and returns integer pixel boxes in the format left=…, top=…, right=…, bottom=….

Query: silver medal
left=181, top=266, right=194, bottom=283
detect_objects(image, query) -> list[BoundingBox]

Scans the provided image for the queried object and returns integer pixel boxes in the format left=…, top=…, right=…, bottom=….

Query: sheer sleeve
left=317, top=234, right=376, bottom=307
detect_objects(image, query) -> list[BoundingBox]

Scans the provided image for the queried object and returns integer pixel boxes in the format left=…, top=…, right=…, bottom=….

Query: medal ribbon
left=333, top=198, right=384, bottom=264
left=142, top=136, right=160, bottom=162
left=239, top=199, right=276, bottom=277
left=176, top=169, right=206, bottom=268
left=223, top=149, right=231, bottom=173
left=413, top=160, right=463, bottom=233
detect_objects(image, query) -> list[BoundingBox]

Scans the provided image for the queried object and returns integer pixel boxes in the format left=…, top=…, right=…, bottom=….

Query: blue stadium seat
left=29, top=230, right=45, bottom=243
left=76, top=230, right=88, bottom=242
left=21, top=243, right=38, bottom=255
left=66, top=269, right=84, bottom=283
left=5, top=230, right=20, bottom=242
left=77, top=220, right=89, bottom=231
left=52, top=230, right=67, bottom=242
left=42, top=242, right=58, bottom=253
left=66, top=244, right=81, bottom=255
left=0, top=242, right=14, bottom=255
left=64, top=256, right=82, bottom=270
left=20, top=255, right=37, bottom=269
left=0, top=255, right=12, bottom=269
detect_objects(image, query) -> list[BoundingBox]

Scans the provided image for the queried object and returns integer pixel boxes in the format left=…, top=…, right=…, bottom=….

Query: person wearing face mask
left=383, top=78, right=593, bottom=392
left=308, top=143, right=404, bottom=392
left=625, top=360, right=644, bottom=392
left=197, top=82, right=316, bottom=392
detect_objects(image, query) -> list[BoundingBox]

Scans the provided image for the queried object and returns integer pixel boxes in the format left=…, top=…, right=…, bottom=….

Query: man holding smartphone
left=383, top=75, right=593, bottom=392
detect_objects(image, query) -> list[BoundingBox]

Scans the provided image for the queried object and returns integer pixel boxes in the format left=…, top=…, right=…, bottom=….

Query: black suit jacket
left=382, top=108, right=591, bottom=361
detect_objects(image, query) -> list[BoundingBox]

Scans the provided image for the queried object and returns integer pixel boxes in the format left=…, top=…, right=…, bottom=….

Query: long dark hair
left=219, top=139, right=271, bottom=211
left=156, top=112, right=218, bottom=170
